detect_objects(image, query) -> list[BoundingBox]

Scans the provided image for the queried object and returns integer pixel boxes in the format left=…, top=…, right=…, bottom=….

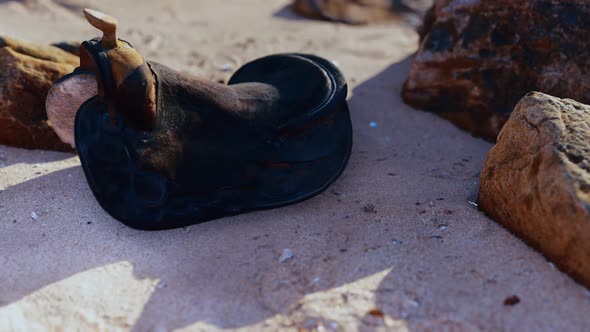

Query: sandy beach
left=1, top=0, right=589, bottom=330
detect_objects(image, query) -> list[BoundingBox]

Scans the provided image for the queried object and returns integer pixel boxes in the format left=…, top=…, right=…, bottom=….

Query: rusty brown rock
left=1, top=36, right=78, bottom=66
left=0, top=39, right=77, bottom=151
left=403, top=1, right=590, bottom=141
left=479, top=92, right=590, bottom=288
left=292, top=0, right=432, bottom=25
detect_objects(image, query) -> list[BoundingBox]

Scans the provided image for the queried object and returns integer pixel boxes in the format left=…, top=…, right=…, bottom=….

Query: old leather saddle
left=66, top=9, right=352, bottom=230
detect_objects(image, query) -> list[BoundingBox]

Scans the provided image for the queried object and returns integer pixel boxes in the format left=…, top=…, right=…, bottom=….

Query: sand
left=1, top=0, right=589, bottom=331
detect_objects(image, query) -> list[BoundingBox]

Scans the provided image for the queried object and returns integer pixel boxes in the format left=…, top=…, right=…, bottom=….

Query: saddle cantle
left=51, top=9, right=353, bottom=230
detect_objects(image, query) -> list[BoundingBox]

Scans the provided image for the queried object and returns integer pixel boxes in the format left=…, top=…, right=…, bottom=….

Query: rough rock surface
left=292, top=0, right=433, bottom=25
left=0, top=38, right=77, bottom=151
left=402, top=0, right=590, bottom=141
left=479, top=92, right=590, bottom=288
left=1, top=36, right=78, bottom=66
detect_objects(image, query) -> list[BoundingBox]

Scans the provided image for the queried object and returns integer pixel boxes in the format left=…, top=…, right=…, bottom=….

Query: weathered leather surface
left=75, top=53, right=352, bottom=230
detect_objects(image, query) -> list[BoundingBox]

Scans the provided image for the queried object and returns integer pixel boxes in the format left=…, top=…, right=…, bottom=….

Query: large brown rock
left=0, top=36, right=79, bottom=66
left=292, top=0, right=432, bottom=25
left=402, top=0, right=590, bottom=141
left=0, top=38, right=77, bottom=151
left=479, top=92, right=590, bottom=288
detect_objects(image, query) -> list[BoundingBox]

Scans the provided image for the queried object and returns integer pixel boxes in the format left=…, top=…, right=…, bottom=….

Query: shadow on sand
left=0, top=146, right=74, bottom=167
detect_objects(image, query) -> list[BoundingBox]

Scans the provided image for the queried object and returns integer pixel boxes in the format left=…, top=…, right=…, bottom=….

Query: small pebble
left=31, top=212, right=39, bottom=221
left=279, top=248, right=294, bottom=263
left=221, top=63, right=232, bottom=72
left=406, top=299, right=420, bottom=308
left=438, top=224, right=447, bottom=230
left=468, top=201, right=478, bottom=207
left=369, top=121, right=378, bottom=128
left=362, top=204, right=376, bottom=214
left=503, top=295, right=520, bottom=306
left=367, top=308, right=385, bottom=318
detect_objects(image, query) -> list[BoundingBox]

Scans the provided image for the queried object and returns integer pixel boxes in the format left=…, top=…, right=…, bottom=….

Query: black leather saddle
left=74, top=51, right=352, bottom=230
left=61, top=9, right=352, bottom=230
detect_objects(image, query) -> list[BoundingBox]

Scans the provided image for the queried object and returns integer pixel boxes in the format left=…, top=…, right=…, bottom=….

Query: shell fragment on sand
left=46, top=73, right=98, bottom=148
